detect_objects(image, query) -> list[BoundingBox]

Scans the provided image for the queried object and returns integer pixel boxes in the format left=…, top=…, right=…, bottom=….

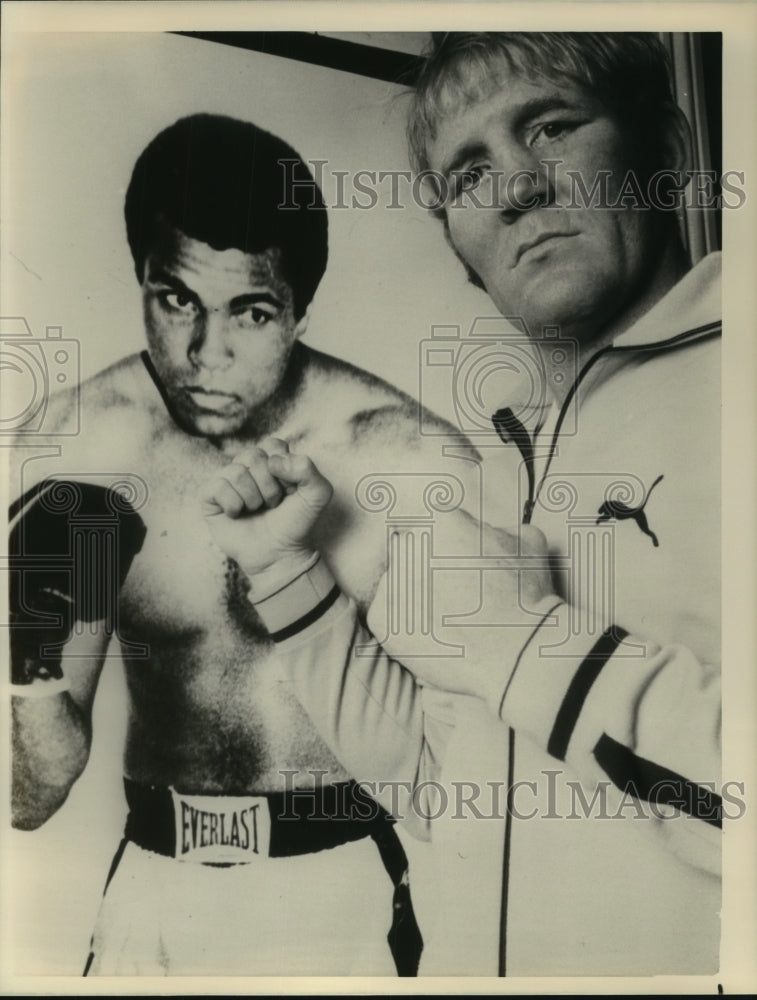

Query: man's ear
left=294, top=306, right=311, bottom=339
left=659, top=101, right=694, bottom=175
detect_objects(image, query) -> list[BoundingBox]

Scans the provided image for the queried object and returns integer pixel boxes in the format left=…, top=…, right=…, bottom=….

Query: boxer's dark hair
left=125, top=114, right=328, bottom=319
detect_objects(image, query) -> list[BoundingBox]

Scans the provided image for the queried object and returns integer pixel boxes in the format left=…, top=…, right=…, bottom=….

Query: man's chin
left=497, top=279, right=616, bottom=337
left=170, top=401, right=249, bottom=439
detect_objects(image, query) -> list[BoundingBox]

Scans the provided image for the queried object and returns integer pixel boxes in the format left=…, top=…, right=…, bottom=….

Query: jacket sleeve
left=251, top=555, right=722, bottom=873
left=485, top=596, right=723, bottom=874
left=250, top=553, right=452, bottom=841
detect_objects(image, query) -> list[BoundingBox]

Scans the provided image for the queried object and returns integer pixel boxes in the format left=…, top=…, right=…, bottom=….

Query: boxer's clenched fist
left=200, top=437, right=333, bottom=581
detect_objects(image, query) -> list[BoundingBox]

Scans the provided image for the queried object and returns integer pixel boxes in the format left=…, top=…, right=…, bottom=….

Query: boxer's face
left=141, top=222, right=306, bottom=437
left=426, top=61, right=662, bottom=347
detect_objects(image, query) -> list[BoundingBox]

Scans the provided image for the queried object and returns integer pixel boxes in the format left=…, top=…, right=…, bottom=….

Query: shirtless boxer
left=9, top=113, right=480, bottom=976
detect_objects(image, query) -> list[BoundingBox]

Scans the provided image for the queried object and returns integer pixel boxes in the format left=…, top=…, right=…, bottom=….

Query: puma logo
left=595, top=475, right=664, bottom=547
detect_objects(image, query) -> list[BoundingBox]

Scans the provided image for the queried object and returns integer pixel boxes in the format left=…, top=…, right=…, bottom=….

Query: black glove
left=9, top=479, right=146, bottom=684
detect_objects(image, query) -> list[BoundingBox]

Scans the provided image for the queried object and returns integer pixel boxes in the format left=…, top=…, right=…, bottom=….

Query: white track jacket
left=253, top=254, right=723, bottom=976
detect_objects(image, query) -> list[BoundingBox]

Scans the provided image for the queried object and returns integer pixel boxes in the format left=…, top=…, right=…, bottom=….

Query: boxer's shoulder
left=10, top=355, right=170, bottom=494
left=7, top=355, right=136, bottom=487
left=39, top=353, right=156, bottom=432
left=297, top=346, right=471, bottom=458
left=85, top=353, right=162, bottom=413
left=80, top=354, right=178, bottom=450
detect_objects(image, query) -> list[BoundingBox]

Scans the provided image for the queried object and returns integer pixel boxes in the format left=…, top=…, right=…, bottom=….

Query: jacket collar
left=610, top=252, right=721, bottom=351
left=568, top=251, right=722, bottom=406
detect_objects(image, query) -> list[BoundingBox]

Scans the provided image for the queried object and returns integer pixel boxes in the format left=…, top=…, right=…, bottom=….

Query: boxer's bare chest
left=115, top=425, right=372, bottom=793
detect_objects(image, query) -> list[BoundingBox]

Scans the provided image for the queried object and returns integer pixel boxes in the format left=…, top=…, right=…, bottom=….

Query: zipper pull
left=492, top=407, right=536, bottom=524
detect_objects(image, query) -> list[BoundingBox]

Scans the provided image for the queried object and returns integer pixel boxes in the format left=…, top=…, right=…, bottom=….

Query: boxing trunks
left=84, top=777, right=423, bottom=977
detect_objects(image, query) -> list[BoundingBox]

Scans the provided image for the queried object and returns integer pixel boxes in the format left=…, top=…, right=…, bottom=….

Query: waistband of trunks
left=123, top=776, right=396, bottom=862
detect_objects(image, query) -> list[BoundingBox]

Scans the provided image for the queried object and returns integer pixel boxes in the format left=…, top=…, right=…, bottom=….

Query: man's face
left=427, top=62, right=665, bottom=347
left=141, top=223, right=306, bottom=437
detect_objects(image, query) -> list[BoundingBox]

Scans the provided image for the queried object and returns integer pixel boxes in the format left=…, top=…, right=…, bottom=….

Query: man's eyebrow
left=229, top=292, right=285, bottom=311
left=512, top=95, right=587, bottom=131
left=440, top=95, right=587, bottom=178
left=146, top=266, right=196, bottom=296
left=441, top=141, right=489, bottom=180
left=147, top=267, right=285, bottom=311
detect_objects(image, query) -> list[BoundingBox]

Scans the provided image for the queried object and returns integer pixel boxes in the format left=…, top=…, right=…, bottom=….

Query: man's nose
left=188, top=310, right=233, bottom=369
left=493, top=148, right=555, bottom=219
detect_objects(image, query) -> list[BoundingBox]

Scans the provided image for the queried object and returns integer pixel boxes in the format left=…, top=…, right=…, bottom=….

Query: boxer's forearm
left=11, top=692, right=91, bottom=829
left=8, top=477, right=145, bottom=827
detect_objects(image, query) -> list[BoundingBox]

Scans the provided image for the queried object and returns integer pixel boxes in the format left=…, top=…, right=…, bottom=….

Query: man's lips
left=515, top=231, right=578, bottom=265
left=182, top=387, right=242, bottom=413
